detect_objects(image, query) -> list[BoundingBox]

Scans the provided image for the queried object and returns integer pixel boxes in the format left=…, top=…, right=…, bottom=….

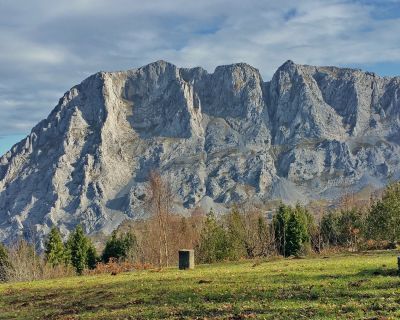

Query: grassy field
left=1, top=251, right=400, bottom=319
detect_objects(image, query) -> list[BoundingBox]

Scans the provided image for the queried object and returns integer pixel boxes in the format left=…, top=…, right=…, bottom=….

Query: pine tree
left=197, top=210, right=229, bottom=263
left=102, top=231, right=137, bottom=263
left=67, top=225, right=89, bottom=275
left=273, top=204, right=312, bottom=257
left=45, top=227, right=65, bottom=267
left=273, top=204, right=290, bottom=256
left=366, top=182, right=400, bottom=244
left=87, top=243, right=98, bottom=270
left=321, top=211, right=340, bottom=247
left=285, top=211, right=304, bottom=256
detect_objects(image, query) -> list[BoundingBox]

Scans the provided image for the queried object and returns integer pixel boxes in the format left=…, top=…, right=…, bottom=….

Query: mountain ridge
left=0, top=60, right=399, bottom=244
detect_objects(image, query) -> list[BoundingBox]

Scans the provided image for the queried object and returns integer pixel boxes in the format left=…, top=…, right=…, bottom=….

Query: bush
left=7, top=240, right=42, bottom=282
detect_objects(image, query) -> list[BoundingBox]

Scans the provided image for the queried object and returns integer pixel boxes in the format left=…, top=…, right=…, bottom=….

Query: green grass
left=1, top=251, right=400, bottom=319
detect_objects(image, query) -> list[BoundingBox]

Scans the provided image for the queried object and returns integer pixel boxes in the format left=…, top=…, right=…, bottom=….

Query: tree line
left=1, top=178, right=400, bottom=282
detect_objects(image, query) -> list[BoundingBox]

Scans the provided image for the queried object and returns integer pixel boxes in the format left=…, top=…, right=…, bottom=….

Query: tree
left=66, top=225, right=96, bottom=275
left=0, top=244, right=11, bottom=282
left=102, top=231, right=137, bottom=263
left=7, top=239, right=41, bottom=282
left=337, top=209, right=363, bottom=249
left=147, top=171, right=173, bottom=268
left=256, top=215, right=269, bottom=256
left=273, top=204, right=312, bottom=257
left=240, top=205, right=270, bottom=258
left=197, top=210, right=229, bottom=263
left=45, top=227, right=65, bottom=267
left=87, top=243, right=98, bottom=270
left=285, top=211, right=306, bottom=256
left=273, top=204, right=291, bottom=256
left=321, top=211, right=340, bottom=247
left=226, top=206, right=247, bottom=260
left=320, top=208, right=365, bottom=250
left=366, top=182, right=400, bottom=244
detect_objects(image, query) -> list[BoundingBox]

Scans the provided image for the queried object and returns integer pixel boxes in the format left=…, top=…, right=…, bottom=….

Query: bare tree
left=147, top=171, right=173, bottom=268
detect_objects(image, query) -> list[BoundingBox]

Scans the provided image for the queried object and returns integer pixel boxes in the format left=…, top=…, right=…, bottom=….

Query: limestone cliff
left=1, top=60, right=399, bottom=243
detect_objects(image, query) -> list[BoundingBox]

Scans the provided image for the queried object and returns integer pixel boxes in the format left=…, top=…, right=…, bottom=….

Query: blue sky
left=1, top=0, right=400, bottom=155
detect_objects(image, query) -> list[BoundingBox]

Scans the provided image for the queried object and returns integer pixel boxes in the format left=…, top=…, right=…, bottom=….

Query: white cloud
left=0, top=0, right=399, bottom=138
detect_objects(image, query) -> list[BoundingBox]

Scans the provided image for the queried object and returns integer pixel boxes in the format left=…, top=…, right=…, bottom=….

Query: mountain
left=1, top=60, right=399, bottom=243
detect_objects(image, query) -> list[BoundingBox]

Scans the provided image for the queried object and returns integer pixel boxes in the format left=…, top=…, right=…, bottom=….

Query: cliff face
left=1, top=60, right=399, bottom=242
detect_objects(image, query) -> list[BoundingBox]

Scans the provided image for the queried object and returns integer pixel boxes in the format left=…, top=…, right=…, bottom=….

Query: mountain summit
left=1, top=60, right=399, bottom=243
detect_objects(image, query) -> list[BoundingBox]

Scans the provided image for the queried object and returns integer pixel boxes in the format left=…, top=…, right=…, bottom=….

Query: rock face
left=0, top=60, right=399, bottom=243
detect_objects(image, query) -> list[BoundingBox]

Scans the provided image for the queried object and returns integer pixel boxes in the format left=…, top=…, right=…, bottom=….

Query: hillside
left=0, top=251, right=399, bottom=319
left=0, top=60, right=400, bottom=243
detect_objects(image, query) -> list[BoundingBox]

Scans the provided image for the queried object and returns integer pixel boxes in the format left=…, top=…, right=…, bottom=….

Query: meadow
left=1, top=251, right=399, bottom=319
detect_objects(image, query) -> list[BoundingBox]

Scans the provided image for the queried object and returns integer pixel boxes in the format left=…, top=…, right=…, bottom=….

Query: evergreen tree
left=366, top=182, right=400, bottom=244
left=197, top=210, right=229, bottom=263
left=337, top=208, right=363, bottom=248
left=273, top=204, right=291, bottom=256
left=321, top=211, right=340, bottom=247
left=273, top=204, right=312, bottom=257
left=0, top=244, right=11, bottom=282
left=285, top=211, right=304, bottom=256
left=101, top=231, right=137, bottom=263
left=45, top=227, right=65, bottom=267
left=87, top=243, right=98, bottom=269
left=67, top=225, right=89, bottom=275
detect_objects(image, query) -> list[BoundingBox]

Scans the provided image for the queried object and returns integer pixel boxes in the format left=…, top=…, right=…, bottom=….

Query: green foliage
left=101, top=231, right=137, bottom=263
left=45, top=227, right=65, bottom=267
left=66, top=225, right=96, bottom=275
left=337, top=209, right=363, bottom=246
left=321, top=211, right=340, bottom=246
left=285, top=211, right=304, bottom=256
left=367, top=182, right=400, bottom=243
left=273, top=203, right=313, bottom=256
left=321, top=207, right=364, bottom=249
left=273, top=204, right=290, bottom=256
left=0, top=244, right=11, bottom=282
left=226, top=206, right=247, bottom=260
left=87, top=243, right=99, bottom=269
left=197, top=210, right=229, bottom=263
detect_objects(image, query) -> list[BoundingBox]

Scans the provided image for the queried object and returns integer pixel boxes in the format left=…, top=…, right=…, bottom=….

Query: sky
left=1, top=0, right=400, bottom=155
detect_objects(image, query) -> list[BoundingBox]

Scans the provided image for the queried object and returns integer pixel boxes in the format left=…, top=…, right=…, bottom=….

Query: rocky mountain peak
left=0, top=60, right=399, bottom=245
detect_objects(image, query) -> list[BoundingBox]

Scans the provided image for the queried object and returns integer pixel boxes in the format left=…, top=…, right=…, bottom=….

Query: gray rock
left=0, top=60, right=399, bottom=244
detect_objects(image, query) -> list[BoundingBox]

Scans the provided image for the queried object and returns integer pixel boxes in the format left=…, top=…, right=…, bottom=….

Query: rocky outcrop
left=0, top=60, right=399, bottom=243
